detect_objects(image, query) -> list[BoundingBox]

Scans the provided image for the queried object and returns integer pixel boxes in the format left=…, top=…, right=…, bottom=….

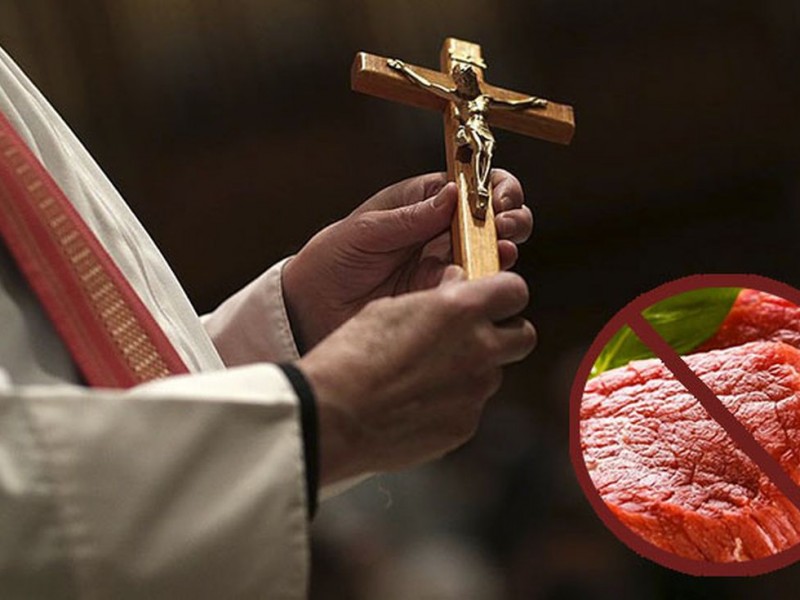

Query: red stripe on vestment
left=0, top=110, right=189, bottom=387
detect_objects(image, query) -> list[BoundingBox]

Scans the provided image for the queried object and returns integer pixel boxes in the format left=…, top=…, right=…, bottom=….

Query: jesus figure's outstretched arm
left=491, top=95, right=548, bottom=109
left=387, top=58, right=456, bottom=101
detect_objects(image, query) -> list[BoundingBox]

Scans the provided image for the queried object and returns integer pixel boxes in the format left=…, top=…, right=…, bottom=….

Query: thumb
left=355, top=182, right=457, bottom=252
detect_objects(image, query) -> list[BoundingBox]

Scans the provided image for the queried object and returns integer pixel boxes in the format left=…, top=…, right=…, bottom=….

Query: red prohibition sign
left=570, top=274, right=800, bottom=576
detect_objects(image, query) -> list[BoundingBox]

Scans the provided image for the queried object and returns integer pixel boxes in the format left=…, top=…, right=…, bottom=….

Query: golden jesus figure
left=388, top=58, right=547, bottom=205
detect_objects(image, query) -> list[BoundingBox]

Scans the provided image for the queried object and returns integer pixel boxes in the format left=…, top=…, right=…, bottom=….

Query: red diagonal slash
left=627, top=311, right=800, bottom=511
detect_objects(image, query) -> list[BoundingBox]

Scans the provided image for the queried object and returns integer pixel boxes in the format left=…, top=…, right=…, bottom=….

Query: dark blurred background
left=2, top=1, right=799, bottom=598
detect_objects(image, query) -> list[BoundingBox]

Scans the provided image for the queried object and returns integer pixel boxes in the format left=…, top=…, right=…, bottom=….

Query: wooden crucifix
left=352, top=38, right=575, bottom=279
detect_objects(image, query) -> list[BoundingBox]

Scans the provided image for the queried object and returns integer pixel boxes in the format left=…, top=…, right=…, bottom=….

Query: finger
left=440, top=264, right=467, bottom=286
left=351, top=183, right=457, bottom=252
left=498, top=240, right=518, bottom=271
left=355, top=172, right=449, bottom=213
left=491, top=169, right=525, bottom=213
left=495, top=205, right=533, bottom=243
left=491, top=317, right=538, bottom=365
left=456, top=272, right=530, bottom=321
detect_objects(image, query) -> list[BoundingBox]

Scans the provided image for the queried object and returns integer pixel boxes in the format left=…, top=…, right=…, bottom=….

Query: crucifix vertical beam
left=440, top=39, right=498, bottom=279
left=352, top=38, right=575, bottom=279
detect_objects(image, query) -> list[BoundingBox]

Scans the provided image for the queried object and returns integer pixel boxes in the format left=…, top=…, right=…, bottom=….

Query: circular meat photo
left=572, top=276, right=800, bottom=576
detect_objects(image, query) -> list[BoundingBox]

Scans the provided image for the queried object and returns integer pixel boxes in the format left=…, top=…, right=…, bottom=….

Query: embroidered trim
left=0, top=111, right=188, bottom=387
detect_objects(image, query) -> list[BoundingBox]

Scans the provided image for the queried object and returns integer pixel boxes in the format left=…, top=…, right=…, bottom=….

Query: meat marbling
left=581, top=341, right=800, bottom=561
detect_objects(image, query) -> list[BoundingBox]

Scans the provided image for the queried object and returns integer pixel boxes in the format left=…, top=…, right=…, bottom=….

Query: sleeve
left=0, top=43, right=316, bottom=598
left=202, top=258, right=301, bottom=366
left=0, top=365, right=311, bottom=600
left=201, top=263, right=369, bottom=502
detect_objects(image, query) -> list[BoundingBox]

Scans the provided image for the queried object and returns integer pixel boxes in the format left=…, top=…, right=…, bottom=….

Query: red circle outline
left=569, top=274, right=800, bottom=576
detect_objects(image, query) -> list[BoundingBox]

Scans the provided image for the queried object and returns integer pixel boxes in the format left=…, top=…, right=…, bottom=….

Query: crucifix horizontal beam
left=352, top=38, right=575, bottom=279
left=352, top=51, right=575, bottom=146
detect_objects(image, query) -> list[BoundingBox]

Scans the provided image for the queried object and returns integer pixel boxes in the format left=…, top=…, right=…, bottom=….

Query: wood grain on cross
left=352, top=38, right=575, bottom=279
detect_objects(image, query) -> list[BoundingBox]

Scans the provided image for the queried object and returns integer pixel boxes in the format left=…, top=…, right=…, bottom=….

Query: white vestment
left=0, top=46, right=312, bottom=598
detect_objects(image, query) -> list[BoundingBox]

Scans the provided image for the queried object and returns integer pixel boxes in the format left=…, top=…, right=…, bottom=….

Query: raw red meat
left=581, top=341, right=800, bottom=561
left=698, top=289, right=800, bottom=352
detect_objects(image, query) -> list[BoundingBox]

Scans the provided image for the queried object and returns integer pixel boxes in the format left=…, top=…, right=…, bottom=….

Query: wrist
left=297, top=354, right=366, bottom=486
left=281, top=257, right=316, bottom=354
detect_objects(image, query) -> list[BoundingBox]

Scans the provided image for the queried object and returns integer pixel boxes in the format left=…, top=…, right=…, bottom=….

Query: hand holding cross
left=352, top=38, right=575, bottom=279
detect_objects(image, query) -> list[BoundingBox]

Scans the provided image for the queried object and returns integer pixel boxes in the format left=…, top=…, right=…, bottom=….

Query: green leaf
left=590, top=287, right=742, bottom=378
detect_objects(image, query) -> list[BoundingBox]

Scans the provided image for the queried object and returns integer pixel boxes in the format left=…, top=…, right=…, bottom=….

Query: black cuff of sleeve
left=278, top=363, right=319, bottom=519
